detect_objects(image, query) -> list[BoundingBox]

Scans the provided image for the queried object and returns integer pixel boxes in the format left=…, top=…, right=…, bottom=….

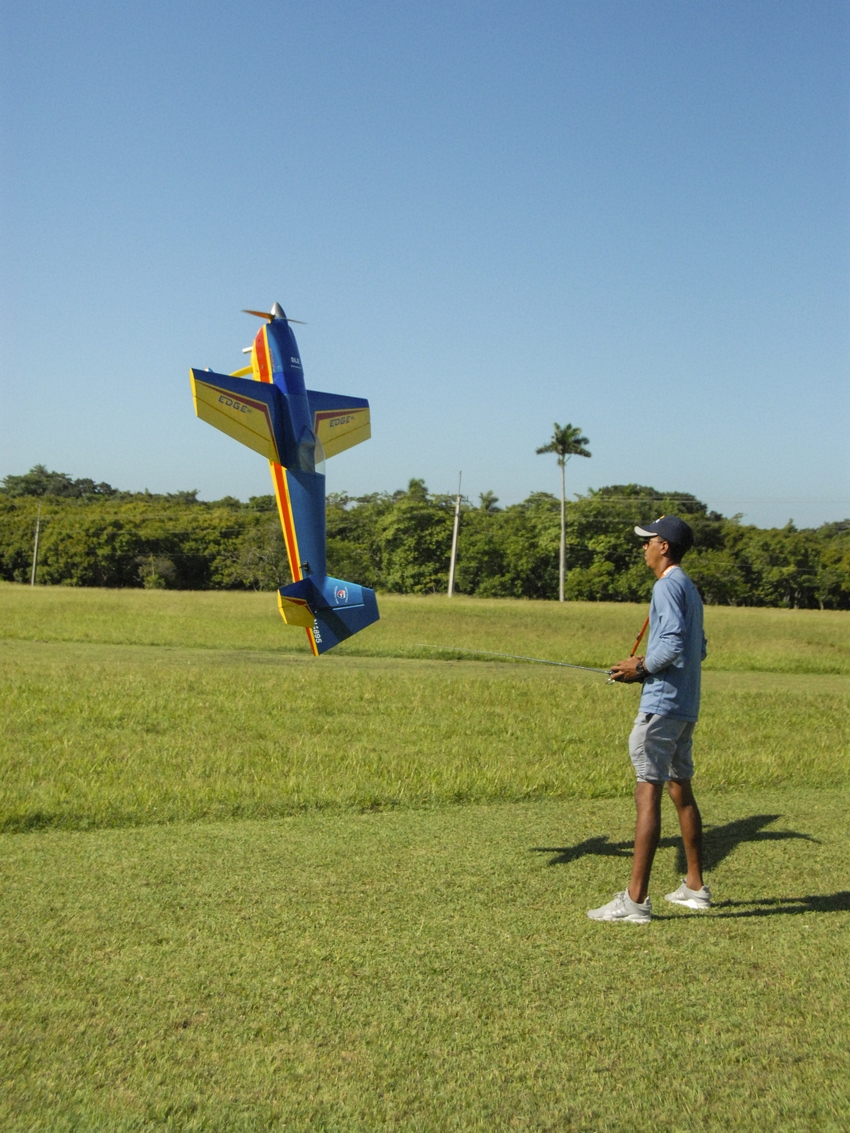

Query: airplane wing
left=190, top=370, right=283, bottom=464
left=306, top=390, right=371, bottom=459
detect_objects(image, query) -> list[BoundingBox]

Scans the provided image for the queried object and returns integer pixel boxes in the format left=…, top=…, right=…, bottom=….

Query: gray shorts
left=629, top=712, right=696, bottom=783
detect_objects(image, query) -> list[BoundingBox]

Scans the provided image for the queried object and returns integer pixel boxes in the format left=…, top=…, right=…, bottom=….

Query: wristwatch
left=635, top=658, right=649, bottom=681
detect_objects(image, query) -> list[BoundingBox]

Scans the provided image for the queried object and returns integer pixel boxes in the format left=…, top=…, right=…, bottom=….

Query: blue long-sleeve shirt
left=640, top=566, right=707, bottom=722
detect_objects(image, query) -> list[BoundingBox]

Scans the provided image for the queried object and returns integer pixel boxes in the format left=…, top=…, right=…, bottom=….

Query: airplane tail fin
left=277, top=575, right=379, bottom=655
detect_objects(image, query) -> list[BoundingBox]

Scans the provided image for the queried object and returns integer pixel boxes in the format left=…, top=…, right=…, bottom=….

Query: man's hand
left=608, top=656, right=646, bottom=683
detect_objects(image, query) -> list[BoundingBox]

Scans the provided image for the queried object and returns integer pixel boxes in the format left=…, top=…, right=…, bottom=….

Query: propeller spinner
left=243, top=303, right=306, bottom=324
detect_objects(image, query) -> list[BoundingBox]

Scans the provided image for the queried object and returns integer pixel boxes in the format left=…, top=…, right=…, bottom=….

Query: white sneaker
left=664, top=880, right=711, bottom=910
left=587, top=890, right=652, bottom=923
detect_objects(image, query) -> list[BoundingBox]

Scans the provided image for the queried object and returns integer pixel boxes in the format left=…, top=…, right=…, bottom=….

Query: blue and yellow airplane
left=190, top=303, right=379, bottom=655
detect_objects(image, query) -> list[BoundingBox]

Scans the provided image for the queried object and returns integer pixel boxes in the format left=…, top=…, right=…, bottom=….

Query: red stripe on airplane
left=256, top=328, right=272, bottom=383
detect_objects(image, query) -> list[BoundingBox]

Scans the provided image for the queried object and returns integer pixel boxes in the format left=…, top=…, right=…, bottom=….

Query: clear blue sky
left=2, top=1, right=848, bottom=528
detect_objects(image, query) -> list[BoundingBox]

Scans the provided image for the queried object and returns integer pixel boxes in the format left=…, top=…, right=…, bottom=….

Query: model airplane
left=190, top=303, right=379, bottom=655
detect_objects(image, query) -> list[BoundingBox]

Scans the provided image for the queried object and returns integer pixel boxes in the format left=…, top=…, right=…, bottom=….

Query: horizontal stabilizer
left=190, top=369, right=283, bottom=463
left=277, top=594, right=314, bottom=628
left=307, top=390, right=370, bottom=459
left=277, top=574, right=379, bottom=655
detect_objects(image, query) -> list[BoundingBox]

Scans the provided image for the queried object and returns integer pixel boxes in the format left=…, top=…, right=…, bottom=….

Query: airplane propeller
left=243, top=303, right=306, bottom=324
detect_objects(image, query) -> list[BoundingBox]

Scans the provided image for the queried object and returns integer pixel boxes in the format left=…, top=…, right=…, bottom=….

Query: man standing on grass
left=588, top=516, right=710, bottom=924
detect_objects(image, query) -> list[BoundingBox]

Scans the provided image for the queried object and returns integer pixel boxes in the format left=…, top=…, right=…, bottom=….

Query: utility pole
left=447, top=472, right=462, bottom=597
left=559, top=457, right=566, bottom=603
left=30, top=501, right=42, bottom=586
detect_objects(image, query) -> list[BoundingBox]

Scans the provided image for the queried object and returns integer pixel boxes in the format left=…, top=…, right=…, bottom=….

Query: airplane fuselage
left=253, top=317, right=322, bottom=474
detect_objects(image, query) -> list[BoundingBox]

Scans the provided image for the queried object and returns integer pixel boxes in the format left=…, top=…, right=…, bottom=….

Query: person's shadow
left=709, top=891, right=850, bottom=917
left=531, top=814, right=847, bottom=917
left=533, top=813, right=817, bottom=873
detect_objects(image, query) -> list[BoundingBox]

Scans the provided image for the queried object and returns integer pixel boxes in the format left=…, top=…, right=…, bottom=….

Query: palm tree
left=536, top=423, right=591, bottom=602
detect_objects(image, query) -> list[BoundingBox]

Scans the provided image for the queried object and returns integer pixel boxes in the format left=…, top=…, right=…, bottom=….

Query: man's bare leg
left=666, top=778, right=704, bottom=891
left=628, top=781, right=664, bottom=904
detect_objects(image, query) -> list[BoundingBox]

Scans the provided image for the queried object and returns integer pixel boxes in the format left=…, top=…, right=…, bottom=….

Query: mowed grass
left=1, top=584, right=849, bottom=1129
left=3, top=582, right=850, bottom=673
left=1, top=793, right=848, bottom=1131
left=1, top=643, right=848, bottom=832
left=0, top=584, right=848, bottom=830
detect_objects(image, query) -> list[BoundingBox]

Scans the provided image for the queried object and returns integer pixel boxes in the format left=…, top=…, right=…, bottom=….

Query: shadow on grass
left=709, top=891, right=850, bottom=917
left=649, top=892, right=850, bottom=920
left=532, top=813, right=820, bottom=875
left=534, top=813, right=847, bottom=918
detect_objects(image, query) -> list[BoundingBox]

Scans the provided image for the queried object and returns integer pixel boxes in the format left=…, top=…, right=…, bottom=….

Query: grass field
left=3, top=583, right=849, bottom=674
left=1, top=584, right=848, bottom=1130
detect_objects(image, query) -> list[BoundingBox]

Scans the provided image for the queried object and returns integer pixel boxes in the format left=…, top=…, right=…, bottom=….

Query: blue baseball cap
left=634, top=515, right=694, bottom=550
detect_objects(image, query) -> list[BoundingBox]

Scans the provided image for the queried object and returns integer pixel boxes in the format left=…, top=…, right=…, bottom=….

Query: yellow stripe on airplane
left=306, top=625, right=319, bottom=656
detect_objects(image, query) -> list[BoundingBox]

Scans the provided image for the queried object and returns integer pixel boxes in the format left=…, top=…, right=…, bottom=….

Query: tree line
left=1, top=465, right=848, bottom=608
